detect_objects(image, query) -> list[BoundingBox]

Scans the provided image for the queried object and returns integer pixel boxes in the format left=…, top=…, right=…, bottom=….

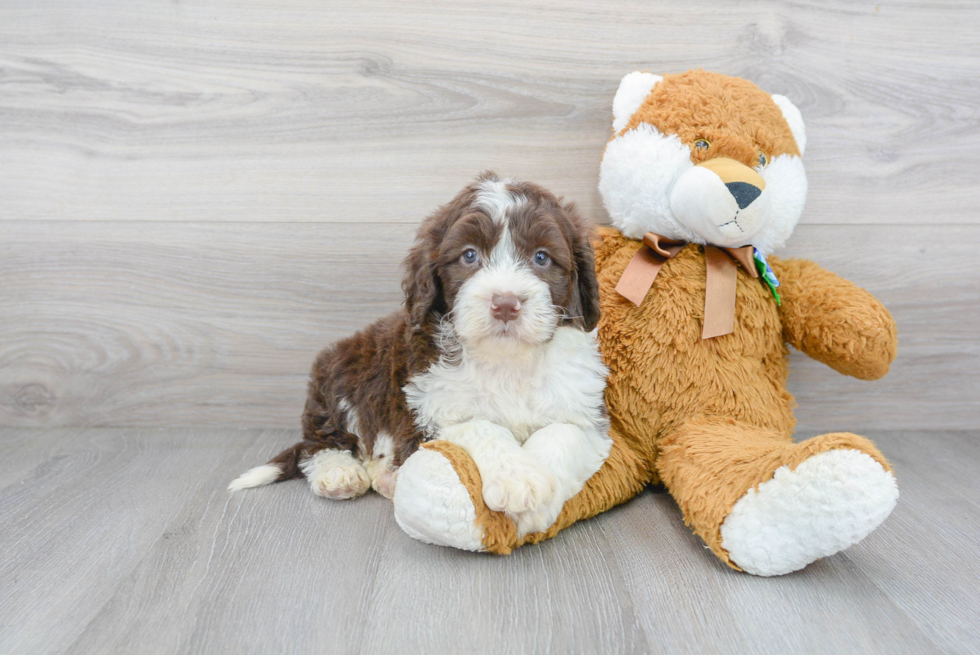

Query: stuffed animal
left=393, top=69, right=899, bottom=576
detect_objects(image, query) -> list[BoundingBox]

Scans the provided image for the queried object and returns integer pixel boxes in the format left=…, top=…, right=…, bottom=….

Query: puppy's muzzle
left=490, top=293, right=521, bottom=323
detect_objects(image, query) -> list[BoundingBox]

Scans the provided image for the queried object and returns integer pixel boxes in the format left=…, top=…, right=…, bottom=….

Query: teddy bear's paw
left=393, top=448, right=484, bottom=551
left=720, top=449, right=898, bottom=576
left=481, top=458, right=557, bottom=515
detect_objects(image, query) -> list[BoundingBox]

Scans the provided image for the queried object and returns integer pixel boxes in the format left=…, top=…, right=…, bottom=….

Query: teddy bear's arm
left=768, top=257, right=898, bottom=380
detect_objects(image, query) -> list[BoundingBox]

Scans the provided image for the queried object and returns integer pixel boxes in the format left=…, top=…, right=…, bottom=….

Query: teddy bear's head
left=598, top=69, right=807, bottom=256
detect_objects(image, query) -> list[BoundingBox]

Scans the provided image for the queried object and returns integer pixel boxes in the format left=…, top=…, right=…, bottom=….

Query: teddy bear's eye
left=694, top=139, right=710, bottom=153
left=758, top=152, right=769, bottom=168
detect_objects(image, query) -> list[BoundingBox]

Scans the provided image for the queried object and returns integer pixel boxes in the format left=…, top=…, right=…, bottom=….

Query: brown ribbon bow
left=615, top=232, right=758, bottom=340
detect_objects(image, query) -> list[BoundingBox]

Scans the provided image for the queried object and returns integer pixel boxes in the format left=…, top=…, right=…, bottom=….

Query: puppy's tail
left=228, top=442, right=305, bottom=492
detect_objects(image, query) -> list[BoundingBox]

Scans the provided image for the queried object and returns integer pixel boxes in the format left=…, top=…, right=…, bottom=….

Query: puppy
left=230, top=172, right=612, bottom=536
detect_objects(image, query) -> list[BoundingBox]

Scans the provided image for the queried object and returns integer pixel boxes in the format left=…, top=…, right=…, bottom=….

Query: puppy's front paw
left=514, top=504, right=561, bottom=537
left=512, top=482, right=569, bottom=537
left=482, top=459, right=556, bottom=515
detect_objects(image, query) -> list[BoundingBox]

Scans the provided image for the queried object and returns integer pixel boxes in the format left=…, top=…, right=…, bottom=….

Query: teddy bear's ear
left=612, top=72, right=662, bottom=133
left=771, top=94, right=807, bottom=155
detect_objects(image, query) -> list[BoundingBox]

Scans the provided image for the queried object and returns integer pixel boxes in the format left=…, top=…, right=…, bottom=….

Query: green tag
left=753, top=249, right=781, bottom=306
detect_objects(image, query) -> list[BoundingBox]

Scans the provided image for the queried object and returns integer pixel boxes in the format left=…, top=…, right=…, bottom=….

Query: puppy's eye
left=694, top=139, right=710, bottom=153
left=758, top=152, right=769, bottom=168
left=461, top=248, right=479, bottom=265
left=533, top=250, right=550, bottom=266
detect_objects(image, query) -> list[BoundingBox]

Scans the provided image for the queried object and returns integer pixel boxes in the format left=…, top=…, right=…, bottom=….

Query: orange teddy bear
left=394, top=70, right=899, bottom=576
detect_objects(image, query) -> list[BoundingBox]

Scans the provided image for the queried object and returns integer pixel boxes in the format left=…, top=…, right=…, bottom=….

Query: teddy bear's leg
left=656, top=418, right=899, bottom=576
left=393, top=425, right=650, bottom=554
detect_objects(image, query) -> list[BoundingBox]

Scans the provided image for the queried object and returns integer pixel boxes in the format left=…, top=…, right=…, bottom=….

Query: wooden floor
left=1, top=428, right=977, bottom=654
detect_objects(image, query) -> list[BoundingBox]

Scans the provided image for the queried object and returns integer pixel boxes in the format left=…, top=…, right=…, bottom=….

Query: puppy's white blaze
left=475, top=178, right=523, bottom=225
left=228, top=464, right=280, bottom=492
left=488, top=219, right=519, bottom=268
left=453, top=208, right=556, bottom=348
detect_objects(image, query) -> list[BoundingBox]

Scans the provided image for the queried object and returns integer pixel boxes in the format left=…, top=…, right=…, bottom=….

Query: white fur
left=753, top=154, right=808, bottom=256
left=669, top=166, right=771, bottom=247
left=405, top=325, right=611, bottom=536
left=475, top=177, right=523, bottom=224
left=771, top=94, right=807, bottom=155
left=228, top=464, right=280, bottom=492
left=300, top=448, right=370, bottom=500
left=393, top=448, right=485, bottom=551
left=338, top=397, right=361, bottom=437
left=405, top=188, right=613, bottom=535
left=451, top=206, right=557, bottom=346
left=440, top=420, right=557, bottom=523
left=612, top=72, right=662, bottom=133
left=372, top=432, right=395, bottom=459
left=517, top=423, right=611, bottom=536
left=599, top=123, right=699, bottom=243
left=720, top=449, right=899, bottom=576
left=599, top=93, right=809, bottom=256
left=365, top=432, right=398, bottom=499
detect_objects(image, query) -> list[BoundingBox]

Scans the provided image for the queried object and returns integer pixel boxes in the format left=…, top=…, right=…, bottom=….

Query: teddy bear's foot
left=719, top=449, right=898, bottom=576
left=393, top=446, right=485, bottom=551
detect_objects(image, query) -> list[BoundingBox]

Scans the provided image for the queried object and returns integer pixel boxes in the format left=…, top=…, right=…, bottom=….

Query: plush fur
left=393, top=70, right=900, bottom=576
left=599, top=69, right=808, bottom=255
left=231, top=173, right=611, bottom=538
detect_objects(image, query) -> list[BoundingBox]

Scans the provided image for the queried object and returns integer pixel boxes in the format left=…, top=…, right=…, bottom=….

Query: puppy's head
left=403, top=172, right=599, bottom=348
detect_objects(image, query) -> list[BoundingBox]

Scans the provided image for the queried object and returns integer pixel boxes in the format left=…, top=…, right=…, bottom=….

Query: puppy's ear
left=402, top=214, right=446, bottom=329
left=565, top=203, right=601, bottom=331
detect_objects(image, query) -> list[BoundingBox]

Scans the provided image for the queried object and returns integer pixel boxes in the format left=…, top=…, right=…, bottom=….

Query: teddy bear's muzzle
left=670, top=157, right=771, bottom=246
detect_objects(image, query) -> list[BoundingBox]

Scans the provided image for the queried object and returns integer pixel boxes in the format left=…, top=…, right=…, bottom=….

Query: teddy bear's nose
left=725, top=181, right=762, bottom=209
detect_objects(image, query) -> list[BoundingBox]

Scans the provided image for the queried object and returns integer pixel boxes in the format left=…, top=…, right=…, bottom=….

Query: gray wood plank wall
left=2, top=0, right=978, bottom=431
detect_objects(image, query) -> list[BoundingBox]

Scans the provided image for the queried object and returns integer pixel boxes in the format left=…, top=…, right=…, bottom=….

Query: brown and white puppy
left=230, top=172, right=611, bottom=536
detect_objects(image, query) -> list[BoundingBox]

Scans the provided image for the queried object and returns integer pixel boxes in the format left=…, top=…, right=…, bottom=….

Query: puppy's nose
left=490, top=294, right=521, bottom=323
left=725, top=181, right=762, bottom=209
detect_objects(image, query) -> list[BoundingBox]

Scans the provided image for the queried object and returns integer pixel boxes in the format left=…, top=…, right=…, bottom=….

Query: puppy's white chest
left=405, top=327, right=607, bottom=442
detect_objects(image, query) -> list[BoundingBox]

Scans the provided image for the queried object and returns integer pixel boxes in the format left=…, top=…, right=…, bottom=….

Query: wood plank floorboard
left=1, top=428, right=977, bottom=654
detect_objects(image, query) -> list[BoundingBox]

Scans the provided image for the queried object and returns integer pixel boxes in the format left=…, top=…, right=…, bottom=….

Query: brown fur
left=261, top=172, right=600, bottom=489
left=420, top=228, right=899, bottom=564
left=397, top=71, right=897, bottom=567
left=621, top=69, right=801, bottom=165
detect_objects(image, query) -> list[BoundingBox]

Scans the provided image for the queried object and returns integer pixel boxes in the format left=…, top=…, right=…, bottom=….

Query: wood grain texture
left=1, top=0, right=977, bottom=429
left=0, top=0, right=977, bottom=225
left=1, top=427, right=977, bottom=654
left=1, top=221, right=976, bottom=430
